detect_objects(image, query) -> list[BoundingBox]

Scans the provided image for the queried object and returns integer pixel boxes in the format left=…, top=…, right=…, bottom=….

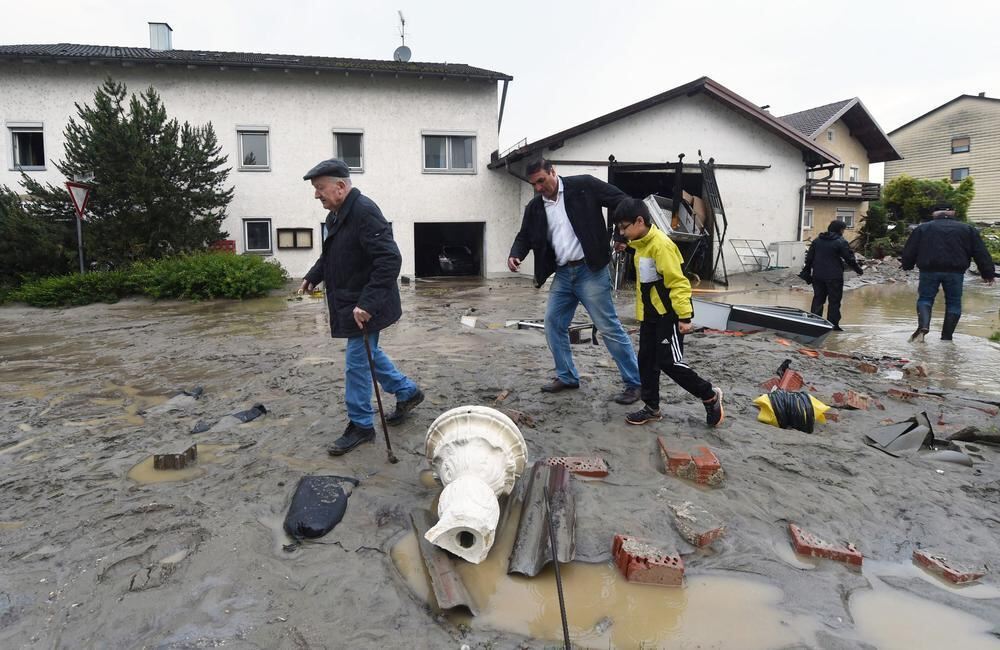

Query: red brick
left=888, top=387, right=920, bottom=401
left=760, top=377, right=780, bottom=391
left=541, top=456, right=609, bottom=478
left=788, top=523, right=863, bottom=567
left=657, top=438, right=692, bottom=473
left=833, top=390, right=869, bottom=411
left=825, top=411, right=840, bottom=422
left=657, top=439, right=725, bottom=487
left=798, top=348, right=819, bottom=358
left=821, top=350, right=854, bottom=360
left=777, top=369, right=805, bottom=391
left=856, top=362, right=879, bottom=374
left=774, top=337, right=793, bottom=346
left=912, top=550, right=986, bottom=585
left=669, top=502, right=726, bottom=548
left=612, top=534, right=684, bottom=587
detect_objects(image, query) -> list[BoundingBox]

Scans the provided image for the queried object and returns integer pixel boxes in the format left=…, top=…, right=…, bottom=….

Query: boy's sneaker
left=625, top=405, right=662, bottom=425
left=704, top=387, right=724, bottom=427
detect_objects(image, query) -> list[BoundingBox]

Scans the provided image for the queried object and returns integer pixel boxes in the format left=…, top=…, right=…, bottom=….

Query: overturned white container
left=424, top=405, right=528, bottom=564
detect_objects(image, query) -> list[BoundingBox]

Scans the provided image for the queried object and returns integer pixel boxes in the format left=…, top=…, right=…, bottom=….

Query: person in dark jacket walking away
left=800, top=220, right=863, bottom=331
left=508, top=159, right=641, bottom=404
left=901, top=202, right=995, bottom=341
left=300, top=159, right=424, bottom=456
left=613, top=199, right=724, bottom=427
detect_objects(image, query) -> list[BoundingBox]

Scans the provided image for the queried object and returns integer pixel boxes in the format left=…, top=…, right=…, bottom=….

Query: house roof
left=888, top=93, right=1000, bottom=135
left=0, top=43, right=512, bottom=81
left=779, top=97, right=901, bottom=163
left=489, top=76, right=839, bottom=169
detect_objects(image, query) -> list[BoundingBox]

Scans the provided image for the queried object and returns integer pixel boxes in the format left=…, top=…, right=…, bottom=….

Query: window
left=836, top=208, right=855, bottom=229
left=951, top=167, right=970, bottom=182
left=237, top=127, right=270, bottom=170
left=8, top=123, right=45, bottom=170
left=803, top=208, right=814, bottom=229
left=832, top=166, right=843, bottom=181
left=243, top=218, right=272, bottom=253
left=422, top=132, right=476, bottom=173
left=333, top=130, right=364, bottom=171
left=827, top=129, right=835, bottom=142
left=849, top=166, right=860, bottom=182
left=277, top=228, right=313, bottom=249
left=951, top=137, right=970, bottom=154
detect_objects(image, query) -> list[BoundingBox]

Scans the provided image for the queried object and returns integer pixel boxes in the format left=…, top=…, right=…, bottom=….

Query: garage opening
left=413, top=222, right=484, bottom=278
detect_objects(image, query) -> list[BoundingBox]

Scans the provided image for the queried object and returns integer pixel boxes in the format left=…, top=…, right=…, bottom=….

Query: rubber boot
left=941, top=312, right=961, bottom=341
left=909, top=304, right=931, bottom=342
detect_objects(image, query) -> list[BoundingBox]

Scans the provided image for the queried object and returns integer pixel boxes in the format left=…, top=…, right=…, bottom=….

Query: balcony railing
left=807, top=180, right=881, bottom=201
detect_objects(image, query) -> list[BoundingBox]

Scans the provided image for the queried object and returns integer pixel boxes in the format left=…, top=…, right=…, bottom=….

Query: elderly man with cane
left=300, top=159, right=423, bottom=457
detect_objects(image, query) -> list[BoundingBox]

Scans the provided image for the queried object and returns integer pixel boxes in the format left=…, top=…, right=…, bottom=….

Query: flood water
left=700, top=278, right=1000, bottom=395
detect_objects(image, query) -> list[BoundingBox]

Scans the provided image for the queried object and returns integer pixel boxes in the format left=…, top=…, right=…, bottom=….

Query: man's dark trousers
left=810, top=278, right=844, bottom=326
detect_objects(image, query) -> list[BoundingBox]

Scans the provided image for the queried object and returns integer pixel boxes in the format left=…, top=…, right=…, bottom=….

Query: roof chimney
left=979, top=91, right=986, bottom=97
left=148, top=22, right=173, bottom=51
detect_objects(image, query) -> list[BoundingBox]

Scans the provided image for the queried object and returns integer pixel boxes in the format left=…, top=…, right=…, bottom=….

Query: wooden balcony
left=807, top=180, right=881, bottom=201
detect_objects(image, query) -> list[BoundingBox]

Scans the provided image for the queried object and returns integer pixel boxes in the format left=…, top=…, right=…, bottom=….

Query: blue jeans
left=917, top=271, right=964, bottom=316
left=345, top=331, right=418, bottom=428
left=545, top=263, right=640, bottom=388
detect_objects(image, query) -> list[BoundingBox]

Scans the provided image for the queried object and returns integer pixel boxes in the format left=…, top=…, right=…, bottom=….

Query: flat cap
left=303, top=158, right=350, bottom=181
left=932, top=201, right=955, bottom=212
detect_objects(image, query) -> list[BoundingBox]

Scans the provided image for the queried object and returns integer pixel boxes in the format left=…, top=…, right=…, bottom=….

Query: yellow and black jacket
left=628, top=224, right=694, bottom=322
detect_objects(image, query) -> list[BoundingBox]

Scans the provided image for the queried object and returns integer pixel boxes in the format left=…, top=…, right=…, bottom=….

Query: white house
left=0, top=23, right=520, bottom=278
left=489, top=77, right=840, bottom=281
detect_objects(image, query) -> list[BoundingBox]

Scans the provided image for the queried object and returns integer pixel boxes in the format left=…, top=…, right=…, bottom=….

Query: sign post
left=65, top=181, right=92, bottom=274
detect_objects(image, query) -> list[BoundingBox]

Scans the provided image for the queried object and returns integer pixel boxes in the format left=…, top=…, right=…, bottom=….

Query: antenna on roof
left=393, top=11, right=411, bottom=62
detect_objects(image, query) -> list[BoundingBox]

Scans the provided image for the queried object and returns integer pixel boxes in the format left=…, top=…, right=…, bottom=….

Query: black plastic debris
left=283, top=475, right=359, bottom=540
left=865, top=412, right=971, bottom=464
left=233, top=403, right=267, bottom=423
left=190, top=420, right=211, bottom=434
left=180, top=386, right=205, bottom=399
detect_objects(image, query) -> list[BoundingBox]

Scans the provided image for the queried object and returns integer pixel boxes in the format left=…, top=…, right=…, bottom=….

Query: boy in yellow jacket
left=613, top=198, right=724, bottom=427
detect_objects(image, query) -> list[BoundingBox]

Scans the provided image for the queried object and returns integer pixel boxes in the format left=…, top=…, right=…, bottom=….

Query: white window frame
left=237, top=126, right=271, bottom=172
left=421, top=131, right=477, bottom=174
left=832, top=166, right=843, bottom=181
left=848, top=165, right=860, bottom=182
left=332, top=128, right=364, bottom=173
left=7, top=121, right=45, bottom=171
left=836, top=208, right=856, bottom=229
left=803, top=208, right=814, bottom=229
left=951, top=167, right=970, bottom=183
left=243, top=218, right=273, bottom=254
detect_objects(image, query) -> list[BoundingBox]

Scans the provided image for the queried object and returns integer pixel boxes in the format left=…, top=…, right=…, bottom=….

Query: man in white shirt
left=508, top=158, right=641, bottom=404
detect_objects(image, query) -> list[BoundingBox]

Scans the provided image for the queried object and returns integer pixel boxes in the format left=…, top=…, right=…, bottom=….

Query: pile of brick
left=657, top=439, right=725, bottom=487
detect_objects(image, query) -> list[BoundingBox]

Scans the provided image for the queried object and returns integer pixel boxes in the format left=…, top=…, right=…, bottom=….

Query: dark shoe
left=614, top=386, right=641, bottom=405
left=386, top=388, right=425, bottom=425
left=704, top=388, right=725, bottom=427
left=327, top=422, right=375, bottom=456
left=625, top=405, right=662, bottom=425
left=941, top=313, right=961, bottom=340
left=910, top=304, right=932, bottom=342
left=831, top=325, right=844, bottom=332
left=540, top=379, right=580, bottom=393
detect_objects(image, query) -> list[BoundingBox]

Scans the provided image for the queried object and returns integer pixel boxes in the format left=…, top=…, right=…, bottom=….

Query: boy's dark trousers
left=638, top=316, right=714, bottom=410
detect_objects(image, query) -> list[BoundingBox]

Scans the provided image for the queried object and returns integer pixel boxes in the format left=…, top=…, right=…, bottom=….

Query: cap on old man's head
left=303, top=158, right=350, bottom=181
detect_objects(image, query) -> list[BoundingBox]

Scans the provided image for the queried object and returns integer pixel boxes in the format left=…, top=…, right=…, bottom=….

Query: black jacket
left=901, top=217, right=996, bottom=279
left=803, top=232, right=863, bottom=281
left=509, top=175, right=627, bottom=287
left=304, top=188, right=403, bottom=338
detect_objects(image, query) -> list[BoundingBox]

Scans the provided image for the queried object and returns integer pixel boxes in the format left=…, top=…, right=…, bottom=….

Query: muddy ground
left=1, top=274, right=999, bottom=649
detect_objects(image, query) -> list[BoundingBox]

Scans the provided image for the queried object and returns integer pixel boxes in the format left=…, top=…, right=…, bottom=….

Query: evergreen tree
left=0, top=184, right=74, bottom=285
left=22, top=79, right=232, bottom=266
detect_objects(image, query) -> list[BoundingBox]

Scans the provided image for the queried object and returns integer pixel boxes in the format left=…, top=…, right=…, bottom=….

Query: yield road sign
left=65, top=181, right=93, bottom=220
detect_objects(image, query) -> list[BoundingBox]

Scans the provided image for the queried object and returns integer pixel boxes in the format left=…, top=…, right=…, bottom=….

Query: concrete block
left=913, top=549, right=986, bottom=584
left=788, top=523, right=862, bottom=567
left=669, top=502, right=726, bottom=548
left=612, top=534, right=684, bottom=587
left=541, top=456, right=609, bottom=478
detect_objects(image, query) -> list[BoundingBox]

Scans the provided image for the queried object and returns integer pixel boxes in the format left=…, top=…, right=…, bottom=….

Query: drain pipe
left=497, top=79, right=509, bottom=135
left=797, top=182, right=807, bottom=242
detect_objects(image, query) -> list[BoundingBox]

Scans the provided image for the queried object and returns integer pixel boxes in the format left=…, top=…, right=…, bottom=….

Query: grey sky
left=4, top=0, right=998, bottom=165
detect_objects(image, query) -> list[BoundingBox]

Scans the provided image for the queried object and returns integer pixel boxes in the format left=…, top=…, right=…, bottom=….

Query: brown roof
left=490, top=76, right=839, bottom=168
left=0, top=43, right=512, bottom=81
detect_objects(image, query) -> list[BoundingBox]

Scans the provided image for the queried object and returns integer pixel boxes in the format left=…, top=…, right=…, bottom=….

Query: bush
left=981, top=227, right=1000, bottom=263
left=8, top=252, right=288, bottom=307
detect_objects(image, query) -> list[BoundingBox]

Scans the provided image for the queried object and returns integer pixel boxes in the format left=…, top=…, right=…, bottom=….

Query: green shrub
left=982, top=227, right=1000, bottom=263
left=7, top=252, right=288, bottom=307
left=990, top=331, right=1000, bottom=343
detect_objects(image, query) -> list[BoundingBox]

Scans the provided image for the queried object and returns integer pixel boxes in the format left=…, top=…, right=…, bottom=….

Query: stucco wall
left=804, top=118, right=871, bottom=236
left=0, top=62, right=522, bottom=277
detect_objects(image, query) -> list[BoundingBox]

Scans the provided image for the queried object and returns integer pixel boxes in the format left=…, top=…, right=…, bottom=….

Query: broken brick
left=856, top=362, right=879, bottom=374
left=777, top=369, right=804, bottom=392
left=657, top=439, right=725, bottom=487
left=887, top=387, right=920, bottom=401
left=612, top=534, right=684, bottom=587
left=821, top=350, right=854, bottom=360
left=153, top=444, right=198, bottom=470
left=832, top=390, right=870, bottom=411
left=669, top=502, right=726, bottom=548
left=775, top=337, right=792, bottom=346
left=541, top=456, right=609, bottom=478
left=798, top=348, right=819, bottom=358
left=912, top=549, right=987, bottom=585
left=788, top=523, right=862, bottom=567
left=825, top=411, right=840, bottom=422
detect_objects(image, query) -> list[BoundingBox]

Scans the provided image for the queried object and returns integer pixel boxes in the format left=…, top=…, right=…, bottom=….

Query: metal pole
left=362, top=324, right=399, bottom=464
left=544, top=486, right=571, bottom=649
left=75, top=215, right=85, bottom=274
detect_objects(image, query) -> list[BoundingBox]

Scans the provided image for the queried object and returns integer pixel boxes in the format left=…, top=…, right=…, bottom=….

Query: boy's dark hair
left=613, top=197, right=651, bottom=225
left=827, top=220, right=847, bottom=234
left=525, top=158, right=554, bottom=176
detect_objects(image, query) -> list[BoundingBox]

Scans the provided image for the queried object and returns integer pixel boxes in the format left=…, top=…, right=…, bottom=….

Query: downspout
left=797, top=182, right=807, bottom=242
left=497, top=79, right=509, bottom=135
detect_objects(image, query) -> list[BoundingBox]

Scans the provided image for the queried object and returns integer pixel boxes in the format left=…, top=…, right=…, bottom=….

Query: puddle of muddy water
left=701, top=280, right=1000, bottom=395
left=392, top=510, right=818, bottom=649
left=127, top=444, right=238, bottom=484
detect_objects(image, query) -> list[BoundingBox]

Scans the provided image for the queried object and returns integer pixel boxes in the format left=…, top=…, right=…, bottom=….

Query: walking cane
left=362, top=323, right=399, bottom=464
